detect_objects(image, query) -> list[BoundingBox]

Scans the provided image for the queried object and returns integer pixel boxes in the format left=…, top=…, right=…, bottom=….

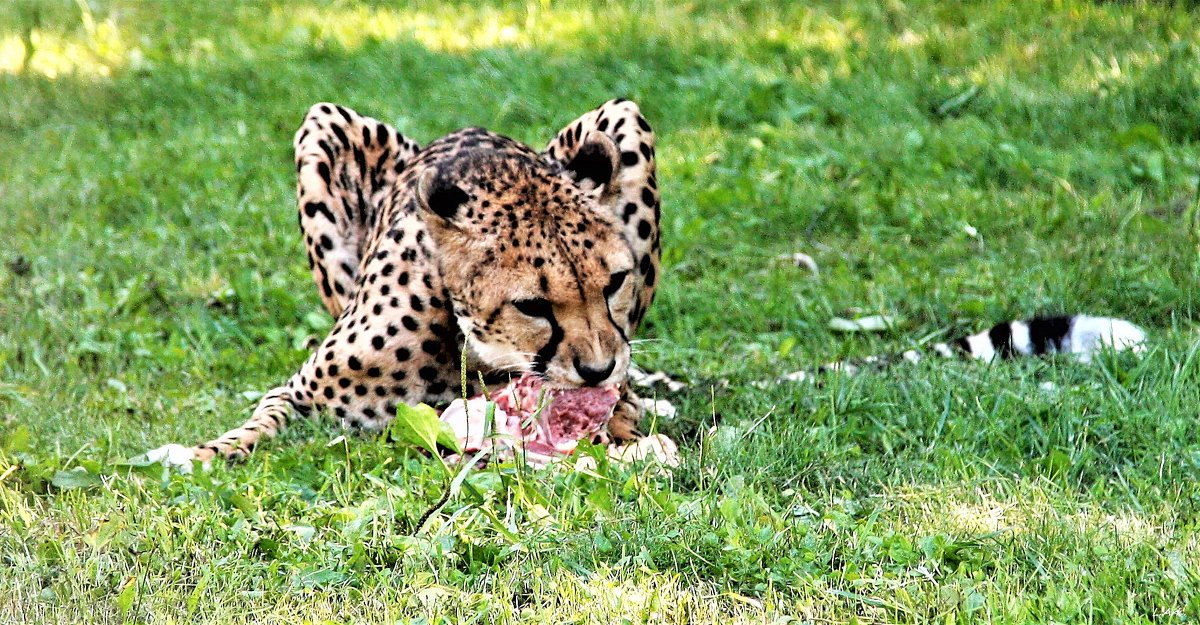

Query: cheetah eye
left=512, top=297, right=553, bottom=318
left=603, top=271, right=629, bottom=298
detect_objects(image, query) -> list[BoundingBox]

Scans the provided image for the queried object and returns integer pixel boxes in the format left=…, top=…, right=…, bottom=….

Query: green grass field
left=3, top=1, right=1200, bottom=622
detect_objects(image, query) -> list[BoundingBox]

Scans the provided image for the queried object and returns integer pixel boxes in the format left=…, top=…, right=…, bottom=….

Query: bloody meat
left=439, top=374, right=619, bottom=466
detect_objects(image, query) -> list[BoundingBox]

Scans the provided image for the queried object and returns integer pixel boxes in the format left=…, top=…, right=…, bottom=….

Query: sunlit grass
left=279, top=4, right=594, bottom=53
left=0, top=27, right=125, bottom=78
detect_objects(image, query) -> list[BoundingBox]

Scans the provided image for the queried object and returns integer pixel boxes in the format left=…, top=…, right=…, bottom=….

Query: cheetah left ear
left=416, top=168, right=470, bottom=225
left=563, top=132, right=620, bottom=199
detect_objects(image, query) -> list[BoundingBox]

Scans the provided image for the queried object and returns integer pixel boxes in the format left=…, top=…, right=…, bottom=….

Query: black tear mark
left=532, top=310, right=563, bottom=375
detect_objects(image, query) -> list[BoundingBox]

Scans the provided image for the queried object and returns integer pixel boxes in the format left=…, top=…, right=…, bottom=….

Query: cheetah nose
left=573, top=356, right=616, bottom=387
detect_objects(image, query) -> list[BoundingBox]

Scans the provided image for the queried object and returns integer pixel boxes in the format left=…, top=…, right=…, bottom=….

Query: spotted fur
left=151, top=99, right=661, bottom=466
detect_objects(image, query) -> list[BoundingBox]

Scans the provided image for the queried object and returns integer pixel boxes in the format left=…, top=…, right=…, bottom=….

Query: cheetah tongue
left=438, top=374, right=619, bottom=466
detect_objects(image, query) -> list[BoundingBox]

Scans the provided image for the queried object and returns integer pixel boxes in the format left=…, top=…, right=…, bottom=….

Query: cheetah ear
left=563, top=132, right=620, bottom=198
left=416, top=168, right=470, bottom=225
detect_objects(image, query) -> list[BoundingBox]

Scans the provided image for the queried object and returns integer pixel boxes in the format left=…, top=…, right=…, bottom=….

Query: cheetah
left=148, top=99, right=662, bottom=469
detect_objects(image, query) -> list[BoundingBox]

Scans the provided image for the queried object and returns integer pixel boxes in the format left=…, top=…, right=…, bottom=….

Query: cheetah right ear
left=563, top=132, right=620, bottom=199
left=416, top=168, right=470, bottom=225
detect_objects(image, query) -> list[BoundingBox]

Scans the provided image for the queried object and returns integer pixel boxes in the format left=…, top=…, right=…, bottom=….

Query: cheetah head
left=417, top=133, right=637, bottom=388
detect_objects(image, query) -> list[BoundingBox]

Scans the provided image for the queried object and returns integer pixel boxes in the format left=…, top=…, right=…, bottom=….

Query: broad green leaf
left=294, top=567, right=348, bottom=588
left=115, top=576, right=136, bottom=615
left=225, top=492, right=258, bottom=518
left=51, top=467, right=102, bottom=490
left=586, top=483, right=613, bottom=512
left=390, top=402, right=461, bottom=455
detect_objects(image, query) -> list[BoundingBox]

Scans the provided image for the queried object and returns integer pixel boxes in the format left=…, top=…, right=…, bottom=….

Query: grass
left=2, top=0, right=1200, bottom=622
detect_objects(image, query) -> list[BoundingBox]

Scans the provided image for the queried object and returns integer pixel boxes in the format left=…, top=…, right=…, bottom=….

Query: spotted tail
left=769, top=315, right=1147, bottom=385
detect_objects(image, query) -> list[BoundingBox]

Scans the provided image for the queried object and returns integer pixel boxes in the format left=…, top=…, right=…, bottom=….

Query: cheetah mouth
left=438, top=373, right=620, bottom=467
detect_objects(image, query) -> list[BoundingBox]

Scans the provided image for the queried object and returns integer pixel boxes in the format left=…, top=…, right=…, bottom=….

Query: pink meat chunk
left=438, top=374, right=620, bottom=466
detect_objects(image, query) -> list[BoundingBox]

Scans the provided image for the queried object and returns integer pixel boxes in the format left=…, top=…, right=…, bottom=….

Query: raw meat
left=438, top=374, right=625, bottom=467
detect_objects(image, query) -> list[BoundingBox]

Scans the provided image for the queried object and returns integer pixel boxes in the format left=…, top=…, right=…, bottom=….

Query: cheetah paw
left=609, top=433, right=680, bottom=468
left=642, top=397, right=677, bottom=420
left=572, top=434, right=681, bottom=472
left=140, top=444, right=204, bottom=474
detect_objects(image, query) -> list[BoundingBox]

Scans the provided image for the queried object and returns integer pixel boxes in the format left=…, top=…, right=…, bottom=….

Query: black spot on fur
left=604, top=271, right=628, bottom=298
left=987, top=323, right=1015, bottom=359
left=1028, top=316, right=1072, bottom=355
left=565, top=139, right=615, bottom=188
left=304, top=201, right=335, bottom=223
left=423, top=175, right=470, bottom=220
